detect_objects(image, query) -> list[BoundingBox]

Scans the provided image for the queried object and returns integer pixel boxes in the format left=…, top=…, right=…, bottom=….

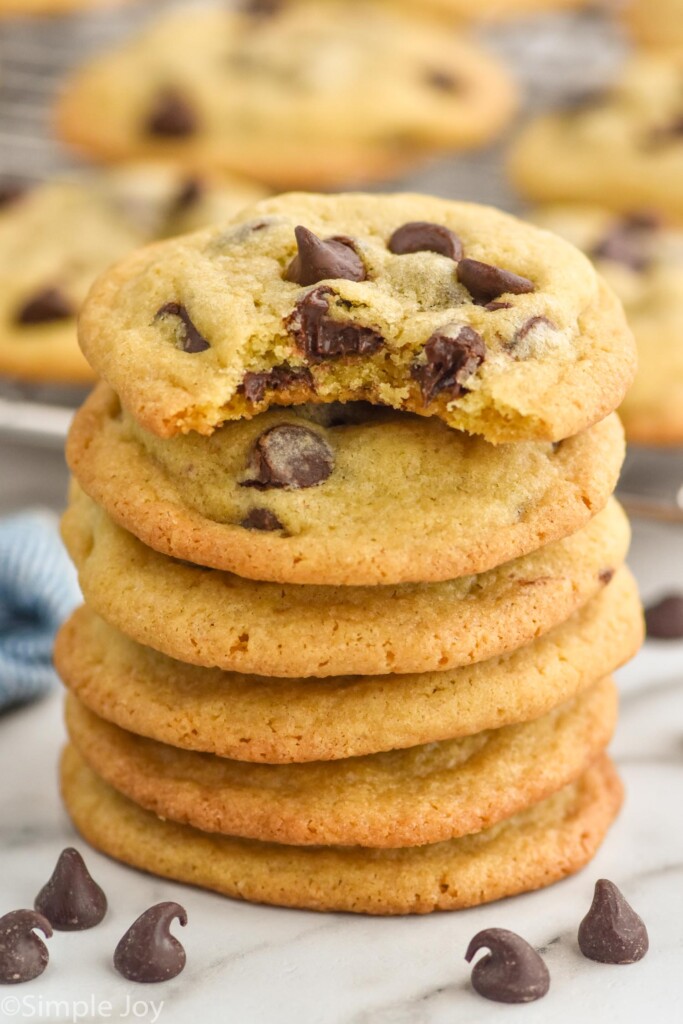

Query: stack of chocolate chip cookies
left=56, top=192, right=643, bottom=915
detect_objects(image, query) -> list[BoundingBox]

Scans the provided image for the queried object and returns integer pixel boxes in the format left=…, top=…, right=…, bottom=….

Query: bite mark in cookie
left=286, top=286, right=384, bottom=362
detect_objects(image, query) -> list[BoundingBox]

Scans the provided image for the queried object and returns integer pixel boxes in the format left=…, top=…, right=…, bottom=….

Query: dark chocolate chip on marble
left=146, top=89, right=197, bottom=137
left=241, top=507, right=283, bottom=531
left=242, top=365, right=314, bottom=404
left=114, top=902, right=187, bottom=984
left=457, top=258, right=535, bottom=305
left=644, top=593, right=683, bottom=639
left=34, top=848, right=107, bottom=931
left=16, top=286, right=73, bottom=325
left=412, top=324, right=486, bottom=404
left=284, top=226, right=366, bottom=286
left=425, top=69, right=461, bottom=92
left=0, top=910, right=52, bottom=985
left=465, top=928, right=550, bottom=1004
left=388, top=221, right=463, bottom=260
left=286, top=286, right=384, bottom=362
left=241, top=424, right=334, bottom=490
left=155, top=302, right=210, bottom=353
left=578, top=880, right=649, bottom=964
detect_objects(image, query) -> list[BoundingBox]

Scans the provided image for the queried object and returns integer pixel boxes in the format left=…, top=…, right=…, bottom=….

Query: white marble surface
left=0, top=513, right=680, bottom=1024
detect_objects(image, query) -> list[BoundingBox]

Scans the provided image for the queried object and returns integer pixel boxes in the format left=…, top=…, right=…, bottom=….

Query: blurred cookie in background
left=55, top=1, right=518, bottom=190
left=508, top=55, right=683, bottom=221
left=532, top=205, right=683, bottom=446
left=0, top=0, right=133, bottom=14
left=622, top=0, right=683, bottom=50
left=0, top=166, right=267, bottom=384
left=392, top=0, right=592, bottom=22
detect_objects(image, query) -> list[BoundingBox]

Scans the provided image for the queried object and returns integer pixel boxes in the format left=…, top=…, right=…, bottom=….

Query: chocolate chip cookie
left=531, top=205, right=683, bottom=445
left=623, top=0, right=683, bottom=50
left=509, top=55, right=683, bottom=222
left=78, top=192, right=636, bottom=443
left=56, top=2, right=517, bottom=190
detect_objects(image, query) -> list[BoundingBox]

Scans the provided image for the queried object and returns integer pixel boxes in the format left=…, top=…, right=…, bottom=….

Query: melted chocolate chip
left=16, top=287, right=73, bottom=325
left=173, top=177, right=204, bottom=212
left=484, top=301, right=513, bottom=311
left=0, top=910, right=52, bottom=985
left=155, top=302, right=210, bottom=353
left=591, top=215, right=658, bottom=272
left=412, top=325, right=486, bottom=404
left=578, top=880, right=649, bottom=964
left=388, top=221, right=463, bottom=260
left=146, top=89, right=197, bottom=137
left=114, top=903, right=187, bottom=984
left=242, top=365, right=314, bottom=404
left=241, top=508, right=283, bottom=531
left=644, top=593, right=683, bottom=639
left=514, top=315, right=556, bottom=342
left=0, top=182, right=26, bottom=208
left=457, top=258, right=535, bottom=305
left=425, top=70, right=461, bottom=92
left=286, top=286, right=384, bottom=362
left=34, top=848, right=107, bottom=931
left=241, top=424, right=334, bottom=490
left=465, top=928, right=550, bottom=1004
left=599, top=567, right=615, bottom=586
left=284, top=226, right=366, bottom=286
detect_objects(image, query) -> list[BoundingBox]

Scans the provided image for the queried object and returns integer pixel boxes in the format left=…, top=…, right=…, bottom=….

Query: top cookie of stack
left=70, top=192, right=636, bottom=588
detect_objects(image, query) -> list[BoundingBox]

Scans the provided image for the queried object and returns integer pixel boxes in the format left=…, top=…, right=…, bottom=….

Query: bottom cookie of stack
left=62, top=747, right=622, bottom=916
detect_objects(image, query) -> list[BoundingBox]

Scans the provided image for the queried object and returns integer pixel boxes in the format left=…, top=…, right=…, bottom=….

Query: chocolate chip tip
left=34, top=847, right=107, bottom=931
left=578, top=879, right=649, bottom=964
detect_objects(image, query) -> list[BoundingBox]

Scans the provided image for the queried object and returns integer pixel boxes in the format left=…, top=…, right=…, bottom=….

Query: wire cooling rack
left=1, top=0, right=681, bottom=518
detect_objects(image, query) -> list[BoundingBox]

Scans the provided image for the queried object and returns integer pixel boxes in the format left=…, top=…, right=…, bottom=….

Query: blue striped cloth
left=0, top=514, right=80, bottom=712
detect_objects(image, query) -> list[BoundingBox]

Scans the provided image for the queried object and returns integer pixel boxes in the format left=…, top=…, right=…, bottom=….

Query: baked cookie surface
left=55, top=570, right=643, bottom=763
left=532, top=205, right=683, bottom=445
left=67, top=384, right=625, bottom=585
left=65, top=678, right=617, bottom=848
left=623, top=0, right=683, bottom=50
left=61, top=747, right=623, bottom=915
left=509, top=55, right=683, bottom=222
left=0, top=168, right=265, bottom=383
left=78, top=193, right=636, bottom=443
left=61, top=488, right=630, bottom=677
left=56, top=3, right=517, bottom=189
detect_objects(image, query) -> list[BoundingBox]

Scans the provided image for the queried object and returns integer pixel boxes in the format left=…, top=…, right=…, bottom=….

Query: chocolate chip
left=644, top=593, right=683, bottom=639
left=34, top=848, right=107, bottom=931
left=484, top=301, right=513, bottom=311
left=465, top=928, right=549, bottom=1003
left=591, top=215, right=658, bottom=272
left=240, top=508, right=283, bottom=531
left=241, top=424, right=334, bottom=490
left=412, top=324, right=486, bottom=404
left=146, top=89, right=197, bottom=137
left=155, top=302, right=210, bottom=353
left=16, top=287, right=73, bottom=325
left=284, top=226, right=366, bottom=286
left=240, top=0, right=282, bottom=15
left=425, top=70, right=461, bottom=92
left=0, top=182, right=26, bottom=208
left=114, top=902, right=187, bottom=984
left=578, top=880, right=649, bottom=964
left=388, top=221, right=463, bottom=260
left=0, top=910, right=52, bottom=984
left=242, top=365, right=314, bottom=404
left=286, top=286, right=384, bottom=362
left=514, top=315, right=556, bottom=342
left=457, top=258, right=535, bottom=305
left=173, top=176, right=204, bottom=212
left=646, top=115, right=683, bottom=147
left=599, top=567, right=615, bottom=586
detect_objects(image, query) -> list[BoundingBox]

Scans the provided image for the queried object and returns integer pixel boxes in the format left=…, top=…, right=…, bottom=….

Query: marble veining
left=0, top=518, right=682, bottom=1024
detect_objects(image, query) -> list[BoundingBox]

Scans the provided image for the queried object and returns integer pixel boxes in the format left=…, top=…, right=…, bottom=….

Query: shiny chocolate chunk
left=146, top=89, right=197, bottom=137
left=644, top=593, right=683, bottom=639
left=425, top=70, right=461, bottom=92
left=242, top=365, right=314, bottom=404
left=240, top=507, right=283, bottom=531
left=16, top=287, right=73, bottom=325
left=465, top=928, right=550, bottom=1004
left=578, top=880, right=649, bottom=964
left=284, top=226, right=366, bottom=286
left=388, top=221, right=463, bottom=260
left=286, top=286, right=383, bottom=362
left=114, top=902, right=187, bottom=984
left=34, top=848, right=107, bottom=931
left=241, top=424, right=334, bottom=490
left=0, top=910, right=52, bottom=985
left=457, top=258, right=535, bottom=305
left=412, top=324, right=485, bottom=404
left=155, top=302, right=210, bottom=353
left=591, top=214, right=658, bottom=272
